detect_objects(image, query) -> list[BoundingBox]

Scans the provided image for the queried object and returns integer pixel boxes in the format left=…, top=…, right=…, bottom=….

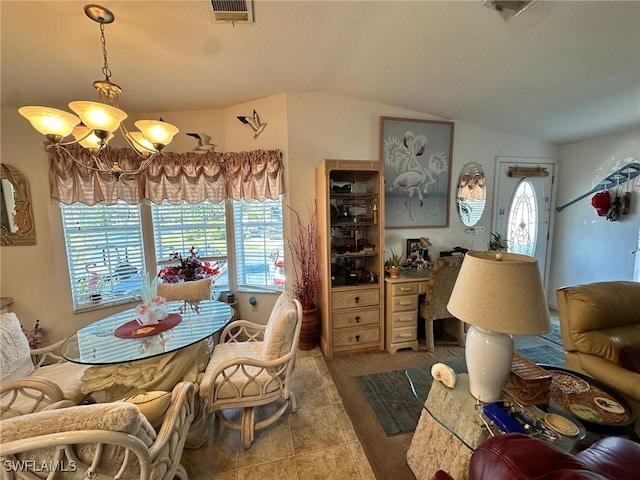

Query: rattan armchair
left=199, top=292, right=303, bottom=449
left=0, top=381, right=195, bottom=480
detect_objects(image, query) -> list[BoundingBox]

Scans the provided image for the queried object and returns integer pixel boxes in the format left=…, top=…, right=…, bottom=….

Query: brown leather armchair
left=556, top=281, right=640, bottom=435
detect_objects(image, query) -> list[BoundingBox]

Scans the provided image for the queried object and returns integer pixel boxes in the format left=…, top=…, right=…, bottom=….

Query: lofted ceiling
left=1, top=0, right=639, bottom=145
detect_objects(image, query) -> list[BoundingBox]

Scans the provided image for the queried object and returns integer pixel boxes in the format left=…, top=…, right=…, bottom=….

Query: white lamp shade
left=18, top=106, right=80, bottom=138
left=72, top=125, right=113, bottom=149
left=69, top=101, right=127, bottom=133
left=135, top=120, right=179, bottom=147
left=127, top=131, right=156, bottom=154
left=447, top=251, right=550, bottom=335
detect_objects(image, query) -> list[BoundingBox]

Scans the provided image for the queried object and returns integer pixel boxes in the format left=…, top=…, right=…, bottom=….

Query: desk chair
left=418, top=256, right=466, bottom=352
left=199, top=291, right=303, bottom=449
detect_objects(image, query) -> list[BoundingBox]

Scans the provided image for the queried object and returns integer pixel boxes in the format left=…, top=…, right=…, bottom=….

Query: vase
left=136, top=309, right=158, bottom=326
left=299, top=307, right=320, bottom=350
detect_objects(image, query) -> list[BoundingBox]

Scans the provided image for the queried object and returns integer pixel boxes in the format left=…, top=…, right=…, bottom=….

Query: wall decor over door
left=380, top=117, right=454, bottom=228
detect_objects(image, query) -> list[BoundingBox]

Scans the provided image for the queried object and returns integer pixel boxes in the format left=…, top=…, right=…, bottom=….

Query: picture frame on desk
left=380, top=117, right=454, bottom=229
left=406, top=238, right=425, bottom=263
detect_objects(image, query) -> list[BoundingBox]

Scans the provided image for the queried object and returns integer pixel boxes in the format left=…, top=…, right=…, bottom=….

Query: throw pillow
left=116, top=391, right=172, bottom=428
left=0, top=312, right=35, bottom=383
left=619, top=344, right=640, bottom=374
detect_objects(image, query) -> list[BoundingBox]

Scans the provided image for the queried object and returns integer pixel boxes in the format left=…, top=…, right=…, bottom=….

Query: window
left=151, top=201, right=229, bottom=288
left=61, top=197, right=284, bottom=310
left=61, top=202, right=144, bottom=309
left=233, top=198, right=284, bottom=290
left=507, top=179, right=538, bottom=256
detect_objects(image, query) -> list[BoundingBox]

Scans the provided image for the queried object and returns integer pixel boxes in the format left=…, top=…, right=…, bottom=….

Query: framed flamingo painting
left=380, top=117, right=454, bottom=228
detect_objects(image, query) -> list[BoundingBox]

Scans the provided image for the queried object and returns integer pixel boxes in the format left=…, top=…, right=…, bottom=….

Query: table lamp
left=447, top=251, right=551, bottom=402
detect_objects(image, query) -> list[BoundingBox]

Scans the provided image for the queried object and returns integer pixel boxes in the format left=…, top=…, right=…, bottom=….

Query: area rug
left=540, top=322, right=563, bottom=346
left=357, top=342, right=564, bottom=436
left=355, top=357, right=466, bottom=436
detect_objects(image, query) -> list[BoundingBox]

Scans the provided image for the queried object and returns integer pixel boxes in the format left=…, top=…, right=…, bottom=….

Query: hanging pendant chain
left=99, top=21, right=112, bottom=81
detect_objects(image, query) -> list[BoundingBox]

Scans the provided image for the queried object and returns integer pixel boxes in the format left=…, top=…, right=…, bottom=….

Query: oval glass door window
left=507, top=179, right=537, bottom=256
left=456, top=162, right=486, bottom=227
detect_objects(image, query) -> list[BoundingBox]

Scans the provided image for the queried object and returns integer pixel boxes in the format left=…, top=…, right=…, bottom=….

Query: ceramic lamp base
left=465, top=325, right=513, bottom=403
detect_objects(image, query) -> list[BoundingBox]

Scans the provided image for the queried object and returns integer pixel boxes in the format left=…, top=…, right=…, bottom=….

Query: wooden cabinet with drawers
left=384, top=277, right=420, bottom=353
left=316, top=160, right=384, bottom=358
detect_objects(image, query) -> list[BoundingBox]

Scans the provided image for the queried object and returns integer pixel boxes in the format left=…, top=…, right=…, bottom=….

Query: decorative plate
left=569, top=404, right=603, bottom=423
left=593, top=396, right=625, bottom=414
left=545, top=413, right=579, bottom=437
left=114, top=313, right=182, bottom=338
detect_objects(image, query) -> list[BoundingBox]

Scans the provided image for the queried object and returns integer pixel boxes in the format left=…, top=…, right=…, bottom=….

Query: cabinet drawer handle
left=355, top=334, right=361, bottom=342
left=399, top=333, right=412, bottom=338
left=355, top=316, right=361, bottom=323
left=400, top=287, right=412, bottom=292
left=354, top=296, right=360, bottom=304
left=399, top=301, right=413, bottom=306
left=399, top=317, right=412, bottom=322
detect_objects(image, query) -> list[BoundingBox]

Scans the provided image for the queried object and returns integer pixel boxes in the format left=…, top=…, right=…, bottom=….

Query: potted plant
left=287, top=202, right=321, bottom=350
left=387, top=249, right=403, bottom=278
left=488, top=232, right=508, bottom=252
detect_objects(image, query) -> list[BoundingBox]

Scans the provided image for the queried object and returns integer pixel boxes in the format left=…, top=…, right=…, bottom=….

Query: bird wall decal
left=237, top=110, right=267, bottom=138
left=186, top=132, right=217, bottom=152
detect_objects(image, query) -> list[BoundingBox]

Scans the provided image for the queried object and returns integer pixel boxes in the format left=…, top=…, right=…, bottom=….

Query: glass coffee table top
left=406, top=371, right=587, bottom=452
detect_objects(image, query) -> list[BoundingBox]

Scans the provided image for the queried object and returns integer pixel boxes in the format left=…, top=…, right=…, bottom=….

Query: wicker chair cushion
left=0, top=313, right=35, bottom=383
left=157, top=278, right=212, bottom=301
left=262, top=291, right=297, bottom=360
left=0, top=402, right=156, bottom=447
left=116, top=390, right=172, bottom=428
left=202, top=342, right=282, bottom=399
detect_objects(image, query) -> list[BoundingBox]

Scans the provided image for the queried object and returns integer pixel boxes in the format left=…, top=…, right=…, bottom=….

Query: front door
left=494, top=158, right=555, bottom=285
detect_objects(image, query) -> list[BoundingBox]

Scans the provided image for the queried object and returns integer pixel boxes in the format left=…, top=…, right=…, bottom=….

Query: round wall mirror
left=456, top=162, right=486, bottom=227
left=1, top=164, right=36, bottom=246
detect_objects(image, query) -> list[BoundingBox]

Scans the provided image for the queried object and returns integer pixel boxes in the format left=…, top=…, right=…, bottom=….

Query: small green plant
left=488, top=232, right=508, bottom=251
left=387, top=249, right=403, bottom=268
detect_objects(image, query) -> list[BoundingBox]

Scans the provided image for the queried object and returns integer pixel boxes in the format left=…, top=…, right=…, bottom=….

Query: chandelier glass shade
left=18, top=5, right=179, bottom=180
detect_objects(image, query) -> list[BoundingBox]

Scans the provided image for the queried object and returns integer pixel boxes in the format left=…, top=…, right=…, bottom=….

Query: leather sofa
left=556, top=281, right=640, bottom=435
left=431, top=433, right=640, bottom=480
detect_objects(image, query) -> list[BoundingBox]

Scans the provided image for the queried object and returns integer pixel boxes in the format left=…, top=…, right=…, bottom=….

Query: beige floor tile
left=183, top=415, right=238, bottom=476
left=347, top=442, right=376, bottom=480
left=236, top=414, right=294, bottom=468
left=295, top=445, right=361, bottom=480
left=211, top=472, right=237, bottom=480
left=290, top=403, right=346, bottom=454
left=333, top=402, right=358, bottom=443
left=237, top=457, right=298, bottom=480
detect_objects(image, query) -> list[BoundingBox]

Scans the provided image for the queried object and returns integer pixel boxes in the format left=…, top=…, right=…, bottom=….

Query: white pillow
left=0, top=312, right=35, bottom=383
left=116, top=391, right=172, bottom=428
left=262, top=292, right=297, bottom=360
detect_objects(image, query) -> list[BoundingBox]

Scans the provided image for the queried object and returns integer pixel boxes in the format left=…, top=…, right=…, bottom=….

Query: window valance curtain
left=49, top=144, right=284, bottom=205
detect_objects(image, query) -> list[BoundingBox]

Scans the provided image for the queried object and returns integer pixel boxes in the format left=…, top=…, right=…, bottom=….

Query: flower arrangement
left=157, top=246, right=220, bottom=283
left=137, top=274, right=169, bottom=325
left=22, top=319, right=45, bottom=349
left=287, top=203, right=320, bottom=310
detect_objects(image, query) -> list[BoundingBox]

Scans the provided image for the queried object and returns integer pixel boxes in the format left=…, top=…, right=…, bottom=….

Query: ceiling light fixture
left=18, top=4, right=179, bottom=180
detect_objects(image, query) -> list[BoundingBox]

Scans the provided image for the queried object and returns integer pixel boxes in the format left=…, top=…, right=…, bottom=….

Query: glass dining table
left=61, top=300, right=234, bottom=365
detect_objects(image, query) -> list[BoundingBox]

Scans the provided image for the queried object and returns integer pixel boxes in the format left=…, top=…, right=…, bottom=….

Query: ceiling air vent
left=208, top=0, right=254, bottom=24
left=482, top=1, right=535, bottom=21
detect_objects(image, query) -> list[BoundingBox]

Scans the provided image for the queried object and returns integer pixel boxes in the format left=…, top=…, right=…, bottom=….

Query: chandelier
left=18, top=4, right=179, bottom=180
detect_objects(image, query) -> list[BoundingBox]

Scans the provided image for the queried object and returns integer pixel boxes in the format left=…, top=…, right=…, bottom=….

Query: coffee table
left=406, top=373, right=587, bottom=480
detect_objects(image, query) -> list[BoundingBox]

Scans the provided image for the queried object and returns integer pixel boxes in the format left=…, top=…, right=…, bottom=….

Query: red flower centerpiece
left=158, top=246, right=220, bottom=283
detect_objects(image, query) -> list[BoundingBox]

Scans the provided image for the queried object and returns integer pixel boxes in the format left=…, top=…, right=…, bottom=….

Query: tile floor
left=181, top=347, right=375, bottom=480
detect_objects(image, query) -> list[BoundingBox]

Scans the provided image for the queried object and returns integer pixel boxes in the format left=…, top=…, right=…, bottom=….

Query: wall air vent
left=208, top=0, right=254, bottom=24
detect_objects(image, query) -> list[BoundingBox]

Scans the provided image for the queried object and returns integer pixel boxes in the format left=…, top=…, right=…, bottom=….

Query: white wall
left=1, top=91, right=558, bottom=340
left=285, top=92, right=559, bottom=263
left=548, top=127, right=640, bottom=300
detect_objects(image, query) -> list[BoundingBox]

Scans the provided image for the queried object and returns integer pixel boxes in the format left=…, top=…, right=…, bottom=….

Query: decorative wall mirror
left=1, top=164, right=36, bottom=246
left=456, top=162, right=486, bottom=227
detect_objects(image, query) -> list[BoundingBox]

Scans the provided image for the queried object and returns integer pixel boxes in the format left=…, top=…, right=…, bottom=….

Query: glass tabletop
left=406, top=371, right=586, bottom=453
left=61, top=300, right=233, bottom=365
